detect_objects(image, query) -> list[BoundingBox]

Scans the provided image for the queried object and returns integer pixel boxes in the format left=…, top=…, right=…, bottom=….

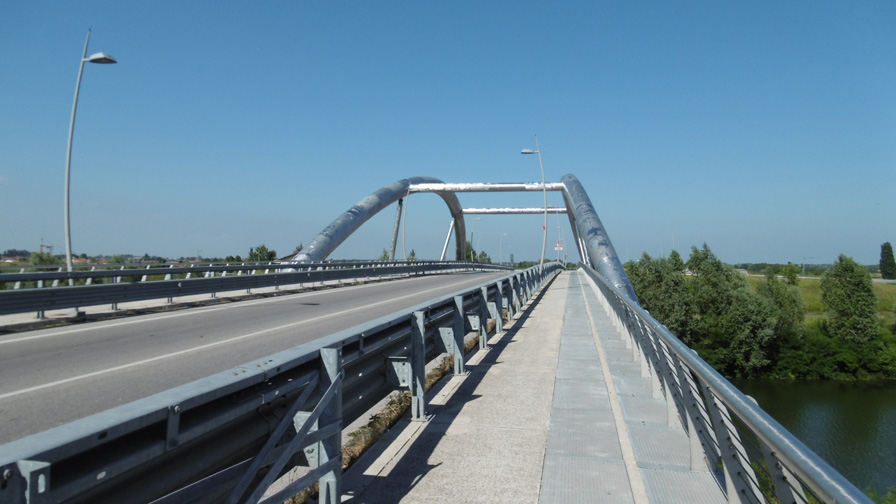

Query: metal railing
left=0, top=260, right=512, bottom=318
left=0, top=262, right=563, bottom=504
left=580, top=263, right=872, bottom=504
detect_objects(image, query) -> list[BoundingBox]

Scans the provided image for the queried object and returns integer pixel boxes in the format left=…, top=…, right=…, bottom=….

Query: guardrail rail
left=0, top=260, right=512, bottom=318
left=0, top=263, right=563, bottom=504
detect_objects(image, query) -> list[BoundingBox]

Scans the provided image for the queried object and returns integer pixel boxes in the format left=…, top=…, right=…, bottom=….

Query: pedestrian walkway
left=342, top=270, right=726, bottom=503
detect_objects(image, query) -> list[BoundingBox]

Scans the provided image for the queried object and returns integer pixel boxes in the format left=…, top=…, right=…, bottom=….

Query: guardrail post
left=451, top=296, right=467, bottom=374
left=494, top=280, right=504, bottom=334
left=478, top=287, right=490, bottom=350
left=411, top=311, right=428, bottom=421
left=525, top=271, right=534, bottom=301
left=317, top=347, right=343, bottom=503
left=509, top=275, right=520, bottom=319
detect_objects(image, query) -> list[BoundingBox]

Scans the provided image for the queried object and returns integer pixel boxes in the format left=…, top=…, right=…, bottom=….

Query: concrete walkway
left=342, top=270, right=725, bottom=503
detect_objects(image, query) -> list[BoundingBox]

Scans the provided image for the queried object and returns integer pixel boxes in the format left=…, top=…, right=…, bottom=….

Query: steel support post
left=478, top=287, right=490, bottom=350
left=451, top=296, right=466, bottom=374
left=494, top=280, right=504, bottom=334
left=631, top=313, right=653, bottom=380
left=317, top=347, right=343, bottom=503
left=411, top=311, right=427, bottom=421
left=673, top=356, right=713, bottom=472
left=439, top=219, right=455, bottom=261
left=748, top=394, right=807, bottom=504
left=705, top=389, right=764, bottom=504
left=389, top=198, right=403, bottom=261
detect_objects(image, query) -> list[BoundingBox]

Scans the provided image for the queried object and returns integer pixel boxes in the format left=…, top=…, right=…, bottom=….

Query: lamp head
left=85, top=52, right=116, bottom=64
left=521, top=149, right=538, bottom=155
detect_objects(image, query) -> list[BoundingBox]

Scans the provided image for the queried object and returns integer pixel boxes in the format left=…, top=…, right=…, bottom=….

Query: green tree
left=780, top=262, right=801, bottom=284
left=756, top=272, right=805, bottom=338
left=465, top=241, right=477, bottom=262
left=247, top=244, right=277, bottom=262
left=379, top=248, right=390, bottom=261
left=29, top=251, right=59, bottom=266
left=880, top=242, right=896, bottom=280
left=625, top=251, right=693, bottom=343
left=686, top=244, right=779, bottom=377
left=407, top=249, right=417, bottom=260
left=821, top=254, right=878, bottom=344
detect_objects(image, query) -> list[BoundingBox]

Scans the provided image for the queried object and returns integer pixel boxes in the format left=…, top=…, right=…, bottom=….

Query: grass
left=746, top=274, right=895, bottom=327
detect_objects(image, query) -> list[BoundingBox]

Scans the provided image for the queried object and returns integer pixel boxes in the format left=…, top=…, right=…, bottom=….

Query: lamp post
left=64, top=29, right=116, bottom=281
left=521, top=136, right=547, bottom=273
left=499, top=233, right=507, bottom=265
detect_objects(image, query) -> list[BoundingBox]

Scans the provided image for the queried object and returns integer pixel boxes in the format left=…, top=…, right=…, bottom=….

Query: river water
left=732, top=379, right=896, bottom=496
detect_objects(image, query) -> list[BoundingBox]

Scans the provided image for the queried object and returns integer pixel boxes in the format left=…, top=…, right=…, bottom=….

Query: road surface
left=0, top=271, right=507, bottom=444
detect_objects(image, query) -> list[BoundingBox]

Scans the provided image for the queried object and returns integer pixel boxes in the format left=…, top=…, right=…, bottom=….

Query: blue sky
left=2, top=2, right=893, bottom=265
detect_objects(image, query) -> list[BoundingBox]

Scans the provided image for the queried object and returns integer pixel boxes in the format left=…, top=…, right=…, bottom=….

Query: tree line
left=625, top=244, right=895, bottom=380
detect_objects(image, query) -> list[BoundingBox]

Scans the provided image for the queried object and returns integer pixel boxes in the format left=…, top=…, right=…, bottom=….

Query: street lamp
left=64, top=29, right=116, bottom=281
left=499, top=232, right=508, bottom=265
left=521, top=136, right=547, bottom=273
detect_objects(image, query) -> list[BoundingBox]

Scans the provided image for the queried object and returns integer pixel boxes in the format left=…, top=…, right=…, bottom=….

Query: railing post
left=705, top=388, right=764, bottom=504
left=741, top=396, right=808, bottom=504
left=673, top=356, right=715, bottom=472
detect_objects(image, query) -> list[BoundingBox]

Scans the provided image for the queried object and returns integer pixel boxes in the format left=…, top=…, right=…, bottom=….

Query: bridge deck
left=341, top=270, right=725, bottom=503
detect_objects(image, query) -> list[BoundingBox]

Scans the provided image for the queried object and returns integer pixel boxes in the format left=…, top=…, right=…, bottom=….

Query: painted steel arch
left=292, top=176, right=467, bottom=262
left=292, top=173, right=638, bottom=305
left=560, top=173, right=639, bottom=303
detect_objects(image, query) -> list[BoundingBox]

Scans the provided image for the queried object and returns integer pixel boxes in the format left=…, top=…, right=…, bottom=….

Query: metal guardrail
left=0, top=262, right=563, bottom=504
left=0, top=261, right=512, bottom=318
left=580, top=263, right=872, bottom=504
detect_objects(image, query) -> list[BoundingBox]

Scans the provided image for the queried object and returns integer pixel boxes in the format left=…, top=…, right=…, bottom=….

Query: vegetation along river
left=733, top=379, right=896, bottom=496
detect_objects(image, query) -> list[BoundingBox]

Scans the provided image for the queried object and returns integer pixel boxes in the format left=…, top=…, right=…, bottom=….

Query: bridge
left=0, top=175, right=871, bottom=504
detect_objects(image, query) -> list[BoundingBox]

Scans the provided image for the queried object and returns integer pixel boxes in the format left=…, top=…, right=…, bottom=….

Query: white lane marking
left=0, top=274, right=492, bottom=346
left=0, top=275, right=497, bottom=401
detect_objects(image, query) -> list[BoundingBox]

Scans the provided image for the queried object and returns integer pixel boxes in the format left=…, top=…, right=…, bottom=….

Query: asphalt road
left=0, top=271, right=507, bottom=444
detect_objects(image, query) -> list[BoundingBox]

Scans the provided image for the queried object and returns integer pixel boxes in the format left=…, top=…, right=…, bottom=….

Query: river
left=732, top=379, right=896, bottom=497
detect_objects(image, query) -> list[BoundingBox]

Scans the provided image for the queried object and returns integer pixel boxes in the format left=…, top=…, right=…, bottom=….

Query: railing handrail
left=580, top=263, right=871, bottom=504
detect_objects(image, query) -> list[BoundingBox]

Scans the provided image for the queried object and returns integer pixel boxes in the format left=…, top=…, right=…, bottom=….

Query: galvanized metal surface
left=562, top=175, right=638, bottom=303
left=0, top=261, right=508, bottom=317
left=462, top=207, right=568, bottom=214
left=0, top=263, right=561, bottom=504
left=540, top=278, right=634, bottom=503
left=279, top=175, right=634, bottom=307
left=408, top=182, right=567, bottom=193
left=293, top=177, right=467, bottom=262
